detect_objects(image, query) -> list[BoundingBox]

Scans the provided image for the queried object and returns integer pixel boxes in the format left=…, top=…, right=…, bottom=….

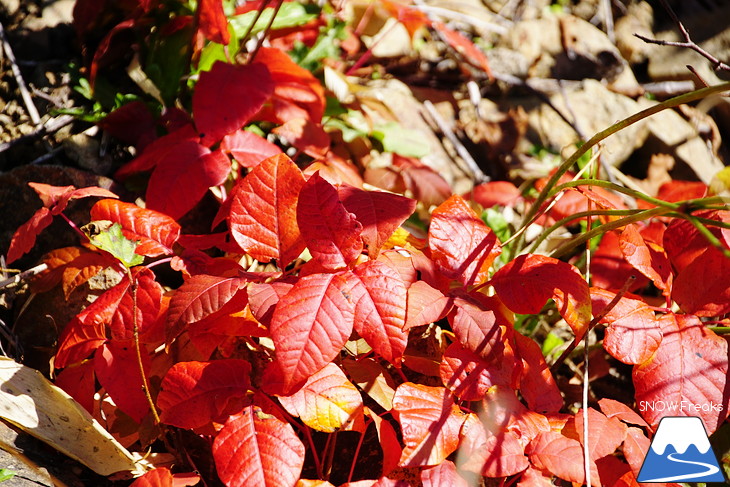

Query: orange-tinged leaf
left=167, top=274, right=248, bottom=342
left=198, top=0, right=229, bottom=45
left=619, top=224, right=672, bottom=296
left=272, top=117, right=329, bottom=158
left=367, top=409, right=401, bottom=476
left=429, top=195, right=501, bottom=287
left=404, top=280, right=452, bottom=330
left=440, top=342, right=514, bottom=400
left=278, top=363, right=364, bottom=433
left=516, top=467, right=555, bottom=487
left=597, top=398, right=649, bottom=429
left=633, top=313, right=729, bottom=434
left=421, top=460, right=469, bottom=487
left=337, top=185, right=417, bottom=258
left=342, top=357, right=397, bottom=411
left=480, top=386, right=551, bottom=443
left=269, top=272, right=355, bottom=394
left=672, top=245, right=730, bottom=316
left=458, top=412, right=530, bottom=477
left=574, top=408, right=627, bottom=459
left=527, top=431, right=599, bottom=486
left=158, top=359, right=251, bottom=429
left=512, top=332, right=563, bottom=413
left=129, top=467, right=173, bottom=487
left=248, top=280, right=295, bottom=327
left=94, top=340, right=151, bottom=423
left=346, top=260, right=408, bottom=364
left=220, top=130, right=283, bottom=168
left=297, top=172, right=363, bottom=270
left=228, top=154, right=306, bottom=267
left=90, top=199, right=181, bottom=257
left=194, top=61, right=273, bottom=145
left=54, top=316, right=107, bottom=368
left=467, top=181, right=522, bottom=209
left=449, top=296, right=506, bottom=361
left=392, top=382, right=467, bottom=467
left=32, top=246, right=116, bottom=296
left=590, top=288, right=662, bottom=364
left=490, top=254, right=591, bottom=337
left=591, top=231, right=649, bottom=292
left=6, top=207, right=53, bottom=264
left=213, top=405, right=305, bottom=487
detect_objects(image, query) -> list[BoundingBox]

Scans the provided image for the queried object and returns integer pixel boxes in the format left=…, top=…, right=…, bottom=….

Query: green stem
left=549, top=207, right=670, bottom=259
left=527, top=209, right=645, bottom=254
left=515, top=81, right=730, bottom=253
left=682, top=214, right=730, bottom=260
left=550, top=179, right=681, bottom=209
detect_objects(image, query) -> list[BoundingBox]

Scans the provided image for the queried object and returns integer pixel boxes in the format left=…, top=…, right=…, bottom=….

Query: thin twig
left=0, top=264, right=48, bottom=291
left=633, top=0, right=730, bottom=73
left=0, top=114, right=75, bottom=156
left=0, top=21, right=41, bottom=125
left=247, top=0, right=285, bottom=63
left=422, top=99, right=489, bottom=184
left=412, top=3, right=509, bottom=35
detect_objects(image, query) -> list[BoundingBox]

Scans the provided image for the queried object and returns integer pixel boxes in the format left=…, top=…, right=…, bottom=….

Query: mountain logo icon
left=637, top=416, right=725, bottom=483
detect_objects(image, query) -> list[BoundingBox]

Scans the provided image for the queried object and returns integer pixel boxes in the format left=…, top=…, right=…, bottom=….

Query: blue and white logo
left=637, top=416, right=725, bottom=483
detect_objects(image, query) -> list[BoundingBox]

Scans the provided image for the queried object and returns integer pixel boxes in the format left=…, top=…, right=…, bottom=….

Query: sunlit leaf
left=94, top=340, right=151, bottom=423
left=392, top=382, right=467, bottom=466
left=213, top=405, right=305, bottom=487
left=158, top=360, right=251, bottom=429
left=278, top=363, right=364, bottom=433
left=429, top=195, right=501, bottom=287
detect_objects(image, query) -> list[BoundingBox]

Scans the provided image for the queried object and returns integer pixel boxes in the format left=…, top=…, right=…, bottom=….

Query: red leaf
left=147, top=144, right=231, bottom=219
left=55, top=361, right=96, bottom=414
left=429, top=195, right=501, bottom=287
left=228, top=154, right=306, bottom=267
left=440, top=342, right=513, bottom=400
left=672, top=245, right=730, bottom=316
left=633, top=313, right=729, bottom=434
left=512, top=332, right=563, bottom=413
left=458, top=413, right=530, bottom=477
left=252, top=47, right=325, bottom=124
left=449, top=296, right=506, bottom=361
left=129, top=467, right=173, bottom=487
left=421, top=460, right=469, bottom=487
left=466, top=181, right=522, bottom=208
left=619, top=224, right=672, bottom=296
left=392, top=383, right=467, bottom=466
left=193, top=61, right=273, bottom=145
left=393, top=155, right=451, bottom=207
left=248, top=280, right=295, bottom=327
left=94, top=340, right=151, bottom=423
left=297, top=172, right=363, bottom=270
left=213, top=405, right=305, bottom=487
left=54, top=316, right=107, bottom=368
left=90, top=199, right=181, bottom=257
left=198, top=0, right=230, bottom=44
left=343, top=358, right=397, bottom=411
left=167, top=274, right=248, bottom=342
left=278, top=363, right=364, bottom=433
left=345, top=260, right=408, bottom=364
left=220, top=130, right=282, bottom=168
left=33, top=246, right=116, bottom=297
left=109, top=268, right=164, bottom=341
left=574, top=408, right=627, bottom=459
left=431, top=21, right=493, bottom=79
left=269, top=272, right=355, bottom=394
left=490, top=254, right=591, bottom=337
left=27, top=182, right=118, bottom=215
left=527, top=431, right=598, bottom=486
left=272, top=118, right=329, bottom=158
left=337, top=185, right=417, bottom=258
left=115, top=126, right=199, bottom=179
left=369, top=410, right=402, bottom=476
left=6, top=207, right=53, bottom=264
left=99, top=101, right=157, bottom=149
left=405, top=281, right=452, bottom=330
left=480, top=386, right=551, bottom=443
left=158, top=359, right=251, bottom=429
left=591, top=231, right=648, bottom=292
left=598, top=398, right=649, bottom=428
left=590, top=288, right=662, bottom=364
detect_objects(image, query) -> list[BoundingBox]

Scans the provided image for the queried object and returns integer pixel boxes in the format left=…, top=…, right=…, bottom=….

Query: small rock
left=526, top=79, right=649, bottom=168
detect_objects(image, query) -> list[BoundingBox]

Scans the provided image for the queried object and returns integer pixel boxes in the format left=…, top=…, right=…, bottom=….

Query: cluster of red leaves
left=5, top=1, right=730, bottom=486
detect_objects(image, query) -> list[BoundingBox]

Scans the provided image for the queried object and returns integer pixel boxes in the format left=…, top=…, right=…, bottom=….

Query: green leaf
left=371, top=121, right=430, bottom=158
left=542, top=331, right=565, bottom=358
left=0, top=470, right=15, bottom=482
left=481, top=207, right=511, bottom=243
left=229, top=3, right=317, bottom=39
left=86, top=222, right=144, bottom=268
